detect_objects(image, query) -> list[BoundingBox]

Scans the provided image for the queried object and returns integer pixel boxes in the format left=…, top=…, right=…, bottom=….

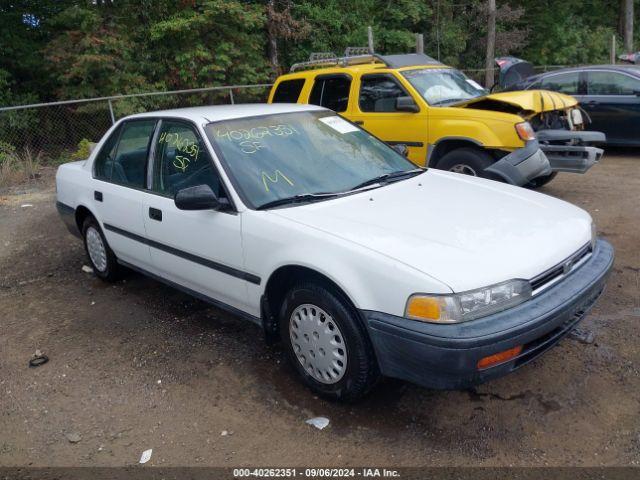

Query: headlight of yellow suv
left=405, top=279, right=532, bottom=324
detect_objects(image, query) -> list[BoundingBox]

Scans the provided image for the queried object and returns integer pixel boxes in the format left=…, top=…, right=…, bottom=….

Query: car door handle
left=149, top=207, right=162, bottom=222
left=355, top=120, right=364, bottom=125
left=94, top=191, right=103, bottom=202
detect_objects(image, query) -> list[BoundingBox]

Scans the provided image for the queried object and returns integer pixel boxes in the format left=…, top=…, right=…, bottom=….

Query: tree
left=485, top=0, right=496, bottom=87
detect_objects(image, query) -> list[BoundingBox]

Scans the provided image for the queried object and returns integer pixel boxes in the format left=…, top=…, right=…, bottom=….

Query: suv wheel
left=82, top=217, right=120, bottom=282
left=279, top=282, right=380, bottom=401
left=437, top=147, right=501, bottom=181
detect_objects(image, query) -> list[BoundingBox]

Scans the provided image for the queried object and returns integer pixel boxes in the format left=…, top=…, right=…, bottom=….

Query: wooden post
left=624, top=0, right=634, bottom=53
left=416, top=33, right=424, bottom=54
left=611, top=34, right=617, bottom=64
left=484, top=0, right=496, bottom=88
left=367, top=26, right=374, bottom=54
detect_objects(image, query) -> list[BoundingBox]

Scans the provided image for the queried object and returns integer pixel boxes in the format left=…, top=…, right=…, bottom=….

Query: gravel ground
left=0, top=153, right=639, bottom=468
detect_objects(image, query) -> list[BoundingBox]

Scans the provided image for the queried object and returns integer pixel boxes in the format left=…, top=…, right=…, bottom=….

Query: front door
left=142, top=119, right=249, bottom=312
left=348, top=73, right=428, bottom=166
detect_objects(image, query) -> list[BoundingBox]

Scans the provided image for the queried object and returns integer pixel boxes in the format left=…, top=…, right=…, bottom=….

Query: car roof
left=122, top=103, right=327, bottom=123
left=529, top=64, right=640, bottom=80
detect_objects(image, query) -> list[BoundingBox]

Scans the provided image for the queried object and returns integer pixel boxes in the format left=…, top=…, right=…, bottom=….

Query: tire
left=436, top=147, right=503, bottom=182
left=82, top=216, right=120, bottom=282
left=279, top=282, right=380, bottom=402
left=525, top=172, right=558, bottom=189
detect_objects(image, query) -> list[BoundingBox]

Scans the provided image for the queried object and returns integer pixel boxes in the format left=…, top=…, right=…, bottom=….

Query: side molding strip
left=118, top=259, right=261, bottom=326
left=103, top=223, right=261, bottom=285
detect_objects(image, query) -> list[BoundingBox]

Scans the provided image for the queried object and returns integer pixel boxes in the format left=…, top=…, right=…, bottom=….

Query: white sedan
left=56, top=104, right=613, bottom=401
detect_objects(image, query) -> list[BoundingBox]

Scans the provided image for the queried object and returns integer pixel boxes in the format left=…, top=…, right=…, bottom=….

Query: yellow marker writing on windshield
left=262, top=170, right=294, bottom=192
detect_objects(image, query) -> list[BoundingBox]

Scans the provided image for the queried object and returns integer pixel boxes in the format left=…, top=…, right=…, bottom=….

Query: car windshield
left=205, top=111, right=418, bottom=209
left=402, top=68, right=487, bottom=105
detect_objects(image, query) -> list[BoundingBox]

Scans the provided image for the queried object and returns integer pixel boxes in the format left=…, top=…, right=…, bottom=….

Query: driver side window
left=152, top=120, right=224, bottom=198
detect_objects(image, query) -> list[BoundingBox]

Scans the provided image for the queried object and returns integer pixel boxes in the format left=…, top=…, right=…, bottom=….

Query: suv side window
left=359, top=74, right=408, bottom=112
left=309, top=75, right=351, bottom=112
left=94, top=124, right=122, bottom=180
left=152, top=120, right=225, bottom=198
left=109, top=120, right=157, bottom=188
left=272, top=79, right=305, bottom=103
left=539, top=72, right=580, bottom=94
left=587, top=71, right=640, bottom=95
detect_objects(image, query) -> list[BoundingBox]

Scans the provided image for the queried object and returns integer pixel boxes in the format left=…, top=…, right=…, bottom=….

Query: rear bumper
left=56, top=201, right=81, bottom=238
left=485, top=140, right=552, bottom=186
left=362, top=239, right=614, bottom=390
left=537, top=130, right=605, bottom=174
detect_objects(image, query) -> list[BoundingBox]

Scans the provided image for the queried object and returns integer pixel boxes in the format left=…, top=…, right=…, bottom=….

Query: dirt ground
left=1, top=153, right=639, bottom=468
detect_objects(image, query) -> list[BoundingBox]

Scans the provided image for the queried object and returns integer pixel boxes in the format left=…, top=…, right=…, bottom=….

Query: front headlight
left=405, top=279, right=532, bottom=324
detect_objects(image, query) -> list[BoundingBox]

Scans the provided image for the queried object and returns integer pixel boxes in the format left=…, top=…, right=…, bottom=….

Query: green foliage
left=0, top=0, right=636, bottom=105
left=70, top=138, right=93, bottom=161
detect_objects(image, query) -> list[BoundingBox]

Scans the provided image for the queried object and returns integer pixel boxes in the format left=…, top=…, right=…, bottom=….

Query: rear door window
left=94, top=124, right=122, bottom=181
left=110, top=120, right=157, bottom=188
left=586, top=71, right=640, bottom=95
left=272, top=79, right=305, bottom=103
left=309, top=75, right=351, bottom=112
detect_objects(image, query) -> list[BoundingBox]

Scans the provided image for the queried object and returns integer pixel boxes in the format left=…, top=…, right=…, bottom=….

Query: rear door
left=349, top=73, right=428, bottom=165
left=91, top=119, right=157, bottom=269
left=142, top=119, right=250, bottom=312
left=582, top=70, right=640, bottom=145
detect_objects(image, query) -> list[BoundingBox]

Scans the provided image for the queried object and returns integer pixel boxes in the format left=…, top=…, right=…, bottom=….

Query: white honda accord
left=56, top=104, right=613, bottom=401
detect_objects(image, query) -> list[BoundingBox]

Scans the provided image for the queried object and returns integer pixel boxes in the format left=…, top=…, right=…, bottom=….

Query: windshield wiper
left=256, top=192, right=339, bottom=210
left=349, top=168, right=425, bottom=191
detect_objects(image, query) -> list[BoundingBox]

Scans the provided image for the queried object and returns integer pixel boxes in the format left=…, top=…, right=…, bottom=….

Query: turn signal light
left=515, top=122, right=536, bottom=141
left=477, top=345, right=522, bottom=370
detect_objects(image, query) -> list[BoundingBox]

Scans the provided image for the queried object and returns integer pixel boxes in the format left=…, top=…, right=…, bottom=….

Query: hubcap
left=450, top=164, right=477, bottom=176
left=289, top=304, right=347, bottom=384
left=86, top=227, right=107, bottom=272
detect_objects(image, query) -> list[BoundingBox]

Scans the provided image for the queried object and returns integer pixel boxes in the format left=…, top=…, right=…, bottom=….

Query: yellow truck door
left=347, top=72, right=429, bottom=166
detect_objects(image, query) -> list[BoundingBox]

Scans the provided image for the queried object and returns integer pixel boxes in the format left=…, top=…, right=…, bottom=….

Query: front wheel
left=437, top=147, right=502, bottom=182
left=279, top=282, right=380, bottom=402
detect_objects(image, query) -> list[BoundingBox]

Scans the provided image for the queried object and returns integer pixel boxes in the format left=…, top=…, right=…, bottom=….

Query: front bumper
left=537, top=130, right=605, bottom=174
left=485, top=140, right=552, bottom=186
left=362, top=239, right=614, bottom=390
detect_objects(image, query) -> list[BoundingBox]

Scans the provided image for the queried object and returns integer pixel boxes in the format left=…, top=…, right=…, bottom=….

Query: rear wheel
left=279, top=282, right=380, bottom=402
left=525, top=172, right=558, bottom=189
left=437, top=147, right=502, bottom=182
left=82, top=217, right=120, bottom=282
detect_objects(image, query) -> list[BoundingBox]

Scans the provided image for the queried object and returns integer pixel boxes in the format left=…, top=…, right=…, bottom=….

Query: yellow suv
left=268, top=52, right=604, bottom=188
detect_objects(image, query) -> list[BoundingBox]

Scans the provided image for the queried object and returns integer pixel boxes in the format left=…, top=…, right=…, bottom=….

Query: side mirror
left=391, top=143, right=409, bottom=157
left=174, top=184, right=225, bottom=211
left=395, top=96, right=419, bottom=113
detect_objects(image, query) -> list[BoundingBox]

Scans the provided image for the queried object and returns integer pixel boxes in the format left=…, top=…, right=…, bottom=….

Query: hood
left=273, top=171, right=592, bottom=292
left=454, top=90, right=578, bottom=115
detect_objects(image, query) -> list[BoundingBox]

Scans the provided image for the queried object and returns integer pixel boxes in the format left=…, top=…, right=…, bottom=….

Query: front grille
left=530, top=243, right=592, bottom=293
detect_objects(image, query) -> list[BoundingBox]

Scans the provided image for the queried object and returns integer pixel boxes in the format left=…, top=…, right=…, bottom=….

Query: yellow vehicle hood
left=455, top=90, right=578, bottom=114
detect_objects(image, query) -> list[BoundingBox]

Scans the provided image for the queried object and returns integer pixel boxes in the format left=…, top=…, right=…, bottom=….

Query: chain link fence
left=0, top=64, right=571, bottom=181
left=0, top=84, right=272, bottom=168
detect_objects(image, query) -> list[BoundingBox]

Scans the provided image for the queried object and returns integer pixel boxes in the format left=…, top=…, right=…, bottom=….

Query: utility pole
left=367, top=26, right=374, bottom=54
left=624, top=0, right=634, bottom=52
left=484, top=0, right=496, bottom=88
